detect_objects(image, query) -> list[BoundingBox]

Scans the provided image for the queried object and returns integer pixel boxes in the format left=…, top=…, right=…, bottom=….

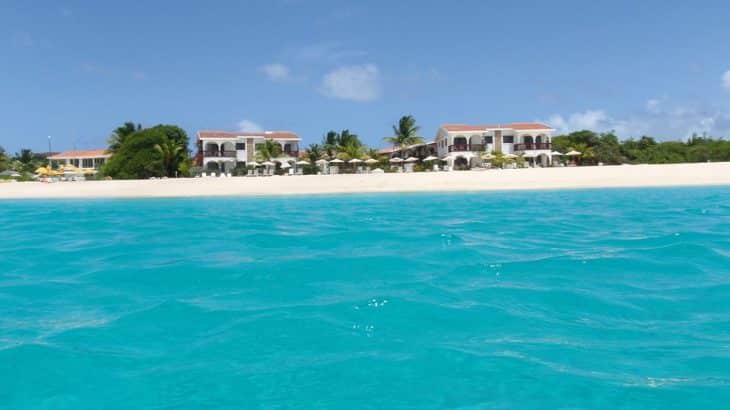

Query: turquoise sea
left=1, top=187, right=730, bottom=409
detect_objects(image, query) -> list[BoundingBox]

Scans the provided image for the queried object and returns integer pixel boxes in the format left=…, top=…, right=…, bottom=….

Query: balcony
left=204, top=150, right=237, bottom=158
left=514, top=143, right=551, bottom=151
left=282, top=150, right=299, bottom=157
left=448, top=144, right=485, bottom=152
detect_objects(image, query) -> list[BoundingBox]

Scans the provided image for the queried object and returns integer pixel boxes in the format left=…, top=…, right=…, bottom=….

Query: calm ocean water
left=1, top=187, right=730, bottom=409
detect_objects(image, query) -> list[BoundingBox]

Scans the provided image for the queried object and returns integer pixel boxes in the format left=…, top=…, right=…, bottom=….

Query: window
left=503, top=135, right=514, bottom=143
left=235, top=142, right=246, bottom=150
left=82, top=158, right=93, bottom=168
left=485, top=136, right=493, bottom=144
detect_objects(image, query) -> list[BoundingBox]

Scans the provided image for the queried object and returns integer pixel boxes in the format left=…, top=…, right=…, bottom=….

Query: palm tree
left=337, top=129, right=361, bottom=150
left=322, top=131, right=339, bottom=158
left=337, top=141, right=364, bottom=161
left=0, top=146, right=9, bottom=171
left=154, top=138, right=184, bottom=177
left=306, top=143, right=323, bottom=163
left=108, top=122, right=142, bottom=152
left=256, top=139, right=282, bottom=161
left=384, top=115, right=423, bottom=157
left=570, top=143, right=596, bottom=165
left=365, top=148, right=382, bottom=161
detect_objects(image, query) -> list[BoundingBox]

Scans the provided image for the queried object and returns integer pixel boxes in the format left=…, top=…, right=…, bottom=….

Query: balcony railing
left=204, top=150, right=237, bottom=158
left=514, top=143, right=551, bottom=151
left=448, top=144, right=485, bottom=152
left=282, top=150, right=299, bottom=157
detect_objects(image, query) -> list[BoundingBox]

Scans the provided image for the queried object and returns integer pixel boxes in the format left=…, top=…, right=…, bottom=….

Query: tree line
left=3, top=118, right=730, bottom=180
left=553, top=130, right=730, bottom=165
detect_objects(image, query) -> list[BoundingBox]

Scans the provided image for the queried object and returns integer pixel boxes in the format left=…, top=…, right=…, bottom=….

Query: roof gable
left=48, top=149, right=111, bottom=159
left=441, top=123, right=553, bottom=132
left=198, top=130, right=301, bottom=141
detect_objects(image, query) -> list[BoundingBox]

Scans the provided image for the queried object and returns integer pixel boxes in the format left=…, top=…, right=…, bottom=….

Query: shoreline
left=1, top=162, right=729, bottom=200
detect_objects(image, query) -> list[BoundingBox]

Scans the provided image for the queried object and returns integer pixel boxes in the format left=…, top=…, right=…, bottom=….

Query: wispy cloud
left=238, top=120, right=263, bottom=133
left=320, top=64, right=381, bottom=102
left=81, top=63, right=148, bottom=81
left=288, top=43, right=368, bottom=64
left=11, top=31, right=34, bottom=48
left=545, top=99, right=730, bottom=139
left=260, top=63, right=290, bottom=82
left=722, top=70, right=730, bottom=91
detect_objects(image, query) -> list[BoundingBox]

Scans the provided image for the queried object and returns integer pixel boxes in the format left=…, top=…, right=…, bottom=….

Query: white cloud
left=320, top=64, right=381, bottom=102
left=547, top=110, right=611, bottom=134
left=260, top=63, right=290, bottom=82
left=237, top=120, right=263, bottom=133
left=646, top=98, right=661, bottom=113
left=546, top=101, right=730, bottom=139
left=722, top=70, right=730, bottom=91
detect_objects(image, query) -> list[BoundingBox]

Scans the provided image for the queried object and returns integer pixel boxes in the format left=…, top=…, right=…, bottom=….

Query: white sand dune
left=1, top=162, right=729, bottom=199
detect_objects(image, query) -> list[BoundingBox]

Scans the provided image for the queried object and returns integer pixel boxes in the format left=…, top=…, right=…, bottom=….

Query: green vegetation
left=321, top=129, right=363, bottom=158
left=384, top=115, right=423, bottom=155
left=255, top=139, right=282, bottom=161
left=0, top=147, right=49, bottom=179
left=0, top=146, right=9, bottom=171
left=108, top=122, right=142, bottom=153
left=552, top=130, right=730, bottom=165
left=102, top=124, right=189, bottom=179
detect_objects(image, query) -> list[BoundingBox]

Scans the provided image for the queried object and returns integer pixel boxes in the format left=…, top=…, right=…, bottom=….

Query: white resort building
left=195, top=130, right=301, bottom=173
left=435, top=123, right=554, bottom=169
left=48, top=149, right=112, bottom=169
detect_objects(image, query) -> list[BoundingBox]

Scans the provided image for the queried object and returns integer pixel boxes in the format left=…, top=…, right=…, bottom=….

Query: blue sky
left=2, top=0, right=730, bottom=153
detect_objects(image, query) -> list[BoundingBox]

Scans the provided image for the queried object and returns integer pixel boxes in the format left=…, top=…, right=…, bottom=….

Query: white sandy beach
left=1, top=162, right=729, bottom=199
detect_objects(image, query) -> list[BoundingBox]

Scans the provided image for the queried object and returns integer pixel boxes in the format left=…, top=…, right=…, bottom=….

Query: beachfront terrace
left=436, top=123, right=555, bottom=169
left=196, top=130, right=301, bottom=173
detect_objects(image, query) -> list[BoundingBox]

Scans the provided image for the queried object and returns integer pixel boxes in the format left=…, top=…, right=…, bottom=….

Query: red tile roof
left=48, top=149, right=111, bottom=159
left=198, top=130, right=300, bottom=141
left=441, top=123, right=553, bottom=132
